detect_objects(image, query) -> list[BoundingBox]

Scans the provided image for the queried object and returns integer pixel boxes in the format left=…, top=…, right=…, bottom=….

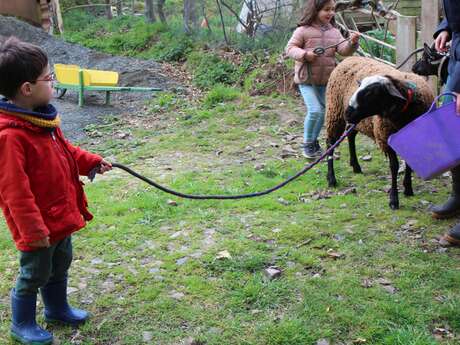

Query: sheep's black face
left=345, top=76, right=397, bottom=124
left=412, top=43, right=449, bottom=84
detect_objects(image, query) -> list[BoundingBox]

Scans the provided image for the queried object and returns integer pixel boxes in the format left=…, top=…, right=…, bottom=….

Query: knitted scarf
left=0, top=100, right=61, bottom=128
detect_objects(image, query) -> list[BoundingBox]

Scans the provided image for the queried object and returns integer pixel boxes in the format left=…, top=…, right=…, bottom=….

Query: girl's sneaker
left=314, top=140, right=323, bottom=156
left=302, top=142, right=321, bottom=159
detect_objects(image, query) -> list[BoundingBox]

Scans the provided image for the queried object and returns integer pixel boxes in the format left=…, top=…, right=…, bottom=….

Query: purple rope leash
left=92, top=124, right=357, bottom=200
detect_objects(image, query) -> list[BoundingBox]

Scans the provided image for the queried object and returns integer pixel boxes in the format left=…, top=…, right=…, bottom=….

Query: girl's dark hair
left=298, top=0, right=336, bottom=27
left=0, top=37, right=48, bottom=99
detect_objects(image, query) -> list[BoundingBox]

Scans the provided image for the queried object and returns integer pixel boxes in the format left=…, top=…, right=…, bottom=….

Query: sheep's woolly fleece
left=325, top=56, right=434, bottom=153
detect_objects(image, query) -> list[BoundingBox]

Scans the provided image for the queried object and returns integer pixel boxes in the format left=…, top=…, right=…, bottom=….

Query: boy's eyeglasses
left=34, top=73, right=55, bottom=83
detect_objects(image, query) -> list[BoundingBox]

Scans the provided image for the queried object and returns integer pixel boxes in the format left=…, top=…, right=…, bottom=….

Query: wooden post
left=421, top=0, right=440, bottom=93
left=53, top=0, right=64, bottom=33
left=396, top=15, right=417, bottom=73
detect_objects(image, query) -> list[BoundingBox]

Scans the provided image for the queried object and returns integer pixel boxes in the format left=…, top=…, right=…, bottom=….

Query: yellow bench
left=54, top=64, right=161, bottom=107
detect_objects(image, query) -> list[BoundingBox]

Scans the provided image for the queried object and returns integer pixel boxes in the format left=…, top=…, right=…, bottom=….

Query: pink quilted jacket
left=285, top=24, right=358, bottom=85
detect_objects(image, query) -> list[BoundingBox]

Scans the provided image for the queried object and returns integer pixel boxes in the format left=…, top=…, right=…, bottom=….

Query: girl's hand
left=435, top=30, right=450, bottom=53
left=29, top=236, right=50, bottom=248
left=303, top=50, right=317, bottom=62
left=350, top=32, right=360, bottom=45
left=98, top=159, right=113, bottom=174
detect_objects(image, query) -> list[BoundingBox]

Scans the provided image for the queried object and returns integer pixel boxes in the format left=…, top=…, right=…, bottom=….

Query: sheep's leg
left=327, top=136, right=338, bottom=187
left=403, top=163, right=414, bottom=196
left=347, top=129, right=362, bottom=173
left=388, top=149, right=400, bottom=210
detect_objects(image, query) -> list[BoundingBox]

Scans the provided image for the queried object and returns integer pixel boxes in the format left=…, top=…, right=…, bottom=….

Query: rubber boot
left=10, top=289, right=53, bottom=345
left=432, top=166, right=460, bottom=219
left=40, top=279, right=89, bottom=326
left=442, top=222, right=460, bottom=246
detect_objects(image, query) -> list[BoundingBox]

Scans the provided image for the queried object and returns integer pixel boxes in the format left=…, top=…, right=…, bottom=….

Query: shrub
left=203, top=84, right=241, bottom=108
left=360, top=29, right=396, bottom=64
left=187, top=52, right=238, bottom=89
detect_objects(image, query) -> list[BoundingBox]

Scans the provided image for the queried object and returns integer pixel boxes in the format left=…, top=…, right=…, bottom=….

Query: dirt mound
left=0, top=15, right=177, bottom=89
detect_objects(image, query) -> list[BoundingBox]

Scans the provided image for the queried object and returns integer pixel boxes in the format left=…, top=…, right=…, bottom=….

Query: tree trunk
left=145, top=0, right=156, bottom=22
left=157, top=0, right=167, bottom=23
left=116, top=0, right=123, bottom=16
left=105, top=0, right=113, bottom=19
left=183, top=0, right=198, bottom=34
left=132, top=0, right=136, bottom=14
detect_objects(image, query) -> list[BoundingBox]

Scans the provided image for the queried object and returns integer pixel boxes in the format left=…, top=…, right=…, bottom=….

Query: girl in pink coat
left=286, top=0, right=360, bottom=158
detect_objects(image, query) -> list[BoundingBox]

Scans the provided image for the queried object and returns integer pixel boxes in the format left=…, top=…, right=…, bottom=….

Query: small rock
left=277, top=197, right=290, bottom=206
left=361, top=155, right=372, bottom=161
left=327, top=250, right=344, bottom=259
left=91, top=258, right=103, bottom=265
left=339, top=187, right=357, bottom=195
left=169, top=291, right=185, bottom=300
left=316, top=339, right=330, bottom=345
left=170, top=231, right=183, bottom=239
left=176, top=257, right=188, bottom=266
left=382, top=285, right=397, bottom=294
left=142, top=331, right=153, bottom=342
left=167, top=200, right=178, bottom=206
left=216, top=250, right=232, bottom=259
left=264, top=266, right=282, bottom=280
left=67, top=287, right=79, bottom=295
left=254, top=163, right=265, bottom=171
left=438, top=237, right=453, bottom=247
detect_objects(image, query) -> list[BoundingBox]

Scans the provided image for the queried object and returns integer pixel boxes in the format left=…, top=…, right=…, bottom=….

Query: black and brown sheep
left=325, top=56, right=435, bottom=209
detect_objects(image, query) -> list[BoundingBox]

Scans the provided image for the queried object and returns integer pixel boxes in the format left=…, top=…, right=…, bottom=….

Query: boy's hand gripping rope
left=88, top=124, right=356, bottom=200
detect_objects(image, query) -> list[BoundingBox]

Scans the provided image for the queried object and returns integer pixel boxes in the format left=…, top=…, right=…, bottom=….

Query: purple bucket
left=388, top=93, right=460, bottom=180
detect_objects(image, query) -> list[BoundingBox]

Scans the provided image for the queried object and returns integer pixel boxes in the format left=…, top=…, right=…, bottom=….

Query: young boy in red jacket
left=0, top=37, right=112, bottom=345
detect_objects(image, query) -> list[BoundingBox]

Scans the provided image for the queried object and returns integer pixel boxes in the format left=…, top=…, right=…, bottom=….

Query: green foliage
left=187, top=52, right=239, bottom=89
left=203, top=84, right=241, bottom=108
left=360, top=29, right=396, bottom=63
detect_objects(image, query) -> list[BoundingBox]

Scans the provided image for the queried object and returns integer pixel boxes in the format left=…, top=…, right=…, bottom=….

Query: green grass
left=1, top=90, right=459, bottom=344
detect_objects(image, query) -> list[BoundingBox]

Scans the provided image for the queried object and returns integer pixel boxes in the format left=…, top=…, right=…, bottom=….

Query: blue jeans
left=443, top=76, right=454, bottom=104
left=298, top=84, right=326, bottom=143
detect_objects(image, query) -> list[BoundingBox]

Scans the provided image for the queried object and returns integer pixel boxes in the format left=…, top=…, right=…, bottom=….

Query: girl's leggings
left=298, top=84, right=326, bottom=143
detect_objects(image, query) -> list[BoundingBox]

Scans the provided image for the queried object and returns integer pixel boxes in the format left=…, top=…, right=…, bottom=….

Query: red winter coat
left=0, top=113, right=102, bottom=251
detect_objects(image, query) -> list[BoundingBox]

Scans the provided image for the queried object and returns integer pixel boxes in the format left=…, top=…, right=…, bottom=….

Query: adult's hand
left=456, top=92, right=460, bottom=115
left=435, top=30, right=450, bottom=53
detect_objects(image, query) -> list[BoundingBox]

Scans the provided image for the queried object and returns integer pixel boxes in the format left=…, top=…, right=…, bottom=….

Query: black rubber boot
left=432, top=166, right=460, bottom=219
left=441, top=222, right=460, bottom=246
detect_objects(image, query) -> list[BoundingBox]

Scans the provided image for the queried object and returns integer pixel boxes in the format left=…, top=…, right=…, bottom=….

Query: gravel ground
left=0, top=16, right=181, bottom=141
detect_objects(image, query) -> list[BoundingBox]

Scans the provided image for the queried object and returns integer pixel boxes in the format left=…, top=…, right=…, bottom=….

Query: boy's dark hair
left=0, top=37, right=48, bottom=99
left=298, top=0, right=337, bottom=27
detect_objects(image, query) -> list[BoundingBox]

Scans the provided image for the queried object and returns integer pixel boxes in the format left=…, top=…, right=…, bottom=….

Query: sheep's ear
left=384, top=80, right=406, bottom=102
left=423, top=42, right=431, bottom=54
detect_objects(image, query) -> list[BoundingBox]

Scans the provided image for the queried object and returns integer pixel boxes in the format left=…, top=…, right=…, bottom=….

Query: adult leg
left=388, top=148, right=400, bottom=210
left=431, top=165, right=460, bottom=218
